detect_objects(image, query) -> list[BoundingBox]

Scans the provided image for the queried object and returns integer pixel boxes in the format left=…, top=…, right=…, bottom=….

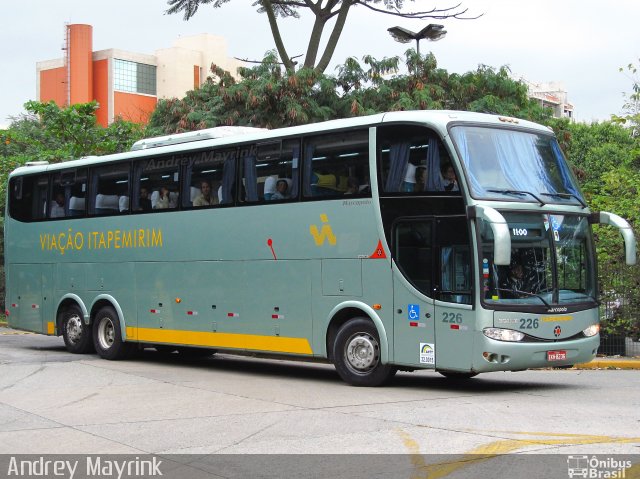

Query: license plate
left=547, top=350, right=567, bottom=361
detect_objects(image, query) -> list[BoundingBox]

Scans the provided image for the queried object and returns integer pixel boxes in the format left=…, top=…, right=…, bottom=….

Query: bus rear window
left=9, top=175, right=48, bottom=222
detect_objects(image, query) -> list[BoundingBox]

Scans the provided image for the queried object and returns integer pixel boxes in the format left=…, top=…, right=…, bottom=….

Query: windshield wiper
left=487, top=189, right=545, bottom=206
left=541, top=192, right=587, bottom=208
left=494, top=288, right=551, bottom=307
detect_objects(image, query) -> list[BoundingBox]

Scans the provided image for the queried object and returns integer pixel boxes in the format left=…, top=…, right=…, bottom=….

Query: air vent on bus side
left=130, top=126, right=268, bottom=151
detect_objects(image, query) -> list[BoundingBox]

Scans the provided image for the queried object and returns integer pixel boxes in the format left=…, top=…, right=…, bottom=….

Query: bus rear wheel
left=333, top=318, right=396, bottom=387
left=61, top=305, right=94, bottom=354
left=93, top=306, right=133, bottom=360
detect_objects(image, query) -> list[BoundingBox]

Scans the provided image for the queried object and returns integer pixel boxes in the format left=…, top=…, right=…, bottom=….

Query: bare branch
left=354, top=1, right=483, bottom=20
left=234, top=54, right=303, bottom=64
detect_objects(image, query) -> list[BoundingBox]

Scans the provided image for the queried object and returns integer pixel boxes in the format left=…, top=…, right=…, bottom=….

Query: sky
left=1, top=0, right=639, bottom=129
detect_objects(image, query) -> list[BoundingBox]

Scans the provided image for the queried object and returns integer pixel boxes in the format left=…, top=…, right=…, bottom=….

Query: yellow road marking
left=396, top=429, right=640, bottom=478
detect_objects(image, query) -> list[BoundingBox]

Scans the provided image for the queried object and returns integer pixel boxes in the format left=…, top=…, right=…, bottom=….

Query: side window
left=51, top=169, right=87, bottom=218
left=303, top=131, right=370, bottom=198
left=134, top=157, right=180, bottom=211
left=181, top=148, right=237, bottom=208
left=90, top=164, right=130, bottom=216
left=378, top=125, right=457, bottom=194
left=243, top=139, right=300, bottom=203
left=9, top=174, right=48, bottom=222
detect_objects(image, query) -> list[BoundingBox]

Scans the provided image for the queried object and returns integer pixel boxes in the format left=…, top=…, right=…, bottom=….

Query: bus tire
left=61, top=305, right=94, bottom=354
left=93, top=306, right=133, bottom=360
left=332, top=318, right=396, bottom=387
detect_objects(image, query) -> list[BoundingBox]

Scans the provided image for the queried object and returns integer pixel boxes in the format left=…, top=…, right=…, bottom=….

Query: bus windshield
left=450, top=126, right=585, bottom=206
left=481, top=212, right=596, bottom=308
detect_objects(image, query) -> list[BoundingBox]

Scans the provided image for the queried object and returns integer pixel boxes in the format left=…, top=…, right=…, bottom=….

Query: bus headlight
left=483, top=327, right=525, bottom=342
left=582, top=324, right=600, bottom=337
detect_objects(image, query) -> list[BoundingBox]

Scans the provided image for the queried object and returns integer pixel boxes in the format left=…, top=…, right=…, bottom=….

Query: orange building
left=37, top=24, right=244, bottom=127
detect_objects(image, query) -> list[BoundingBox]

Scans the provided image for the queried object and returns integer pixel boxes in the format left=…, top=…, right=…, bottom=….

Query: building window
left=113, top=59, right=156, bottom=95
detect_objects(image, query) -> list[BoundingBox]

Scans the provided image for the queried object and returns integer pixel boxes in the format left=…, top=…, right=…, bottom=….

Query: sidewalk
left=575, top=357, right=640, bottom=370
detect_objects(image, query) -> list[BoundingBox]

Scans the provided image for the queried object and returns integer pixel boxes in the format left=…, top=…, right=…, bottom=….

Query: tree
left=148, top=51, right=550, bottom=134
left=0, top=101, right=144, bottom=314
left=548, top=118, right=640, bottom=341
left=1, top=101, right=144, bottom=207
left=612, top=59, right=640, bottom=137
left=165, top=0, right=479, bottom=73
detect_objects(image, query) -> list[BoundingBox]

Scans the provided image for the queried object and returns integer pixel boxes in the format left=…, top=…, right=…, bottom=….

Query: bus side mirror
left=467, top=205, right=511, bottom=266
left=591, top=211, right=637, bottom=266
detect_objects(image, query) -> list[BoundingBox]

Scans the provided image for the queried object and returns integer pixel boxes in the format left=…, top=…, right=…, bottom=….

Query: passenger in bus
left=442, top=164, right=459, bottom=192
left=414, top=167, right=426, bottom=192
left=337, top=169, right=350, bottom=193
left=50, top=192, right=66, bottom=218
left=139, top=187, right=152, bottom=211
left=402, top=161, right=418, bottom=192
left=155, top=187, right=172, bottom=209
left=263, top=176, right=277, bottom=201
left=344, top=177, right=360, bottom=195
left=312, top=171, right=338, bottom=195
left=271, top=179, right=289, bottom=200
left=193, top=181, right=218, bottom=207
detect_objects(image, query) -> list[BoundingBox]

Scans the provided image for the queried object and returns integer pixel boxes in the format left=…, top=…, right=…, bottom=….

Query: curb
left=575, top=358, right=640, bottom=370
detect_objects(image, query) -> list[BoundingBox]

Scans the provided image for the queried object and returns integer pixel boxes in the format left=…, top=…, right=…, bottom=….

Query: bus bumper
left=470, top=332, right=600, bottom=373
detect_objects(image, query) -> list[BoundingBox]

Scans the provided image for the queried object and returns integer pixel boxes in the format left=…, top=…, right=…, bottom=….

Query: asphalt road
left=1, top=328, right=639, bottom=458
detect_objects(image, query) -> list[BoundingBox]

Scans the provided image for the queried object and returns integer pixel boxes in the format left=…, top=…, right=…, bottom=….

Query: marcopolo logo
left=567, top=455, right=632, bottom=478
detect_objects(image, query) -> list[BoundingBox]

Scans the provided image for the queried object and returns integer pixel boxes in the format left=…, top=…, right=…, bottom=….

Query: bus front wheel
left=61, top=305, right=94, bottom=354
left=332, top=318, right=396, bottom=387
left=93, top=306, right=134, bottom=360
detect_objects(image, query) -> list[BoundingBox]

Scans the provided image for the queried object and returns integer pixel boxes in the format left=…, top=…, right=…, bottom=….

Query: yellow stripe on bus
left=132, top=327, right=314, bottom=355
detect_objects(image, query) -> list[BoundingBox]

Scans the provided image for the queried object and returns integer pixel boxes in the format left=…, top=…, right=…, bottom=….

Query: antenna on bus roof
left=130, top=126, right=267, bottom=151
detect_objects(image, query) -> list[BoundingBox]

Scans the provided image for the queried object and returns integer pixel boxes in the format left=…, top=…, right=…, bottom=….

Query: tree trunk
left=314, top=1, right=352, bottom=74
left=263, top=0, right=295, bottom=71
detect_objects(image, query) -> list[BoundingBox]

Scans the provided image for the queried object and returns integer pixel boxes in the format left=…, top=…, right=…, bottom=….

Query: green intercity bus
left=4, top=111, right=636, bottom=386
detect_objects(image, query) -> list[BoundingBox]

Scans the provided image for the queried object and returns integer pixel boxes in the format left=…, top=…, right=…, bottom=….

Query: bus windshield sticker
left=419, top=343, right=435, bottom=364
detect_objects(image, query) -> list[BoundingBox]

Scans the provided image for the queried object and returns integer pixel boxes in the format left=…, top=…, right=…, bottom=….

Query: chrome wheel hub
left=66, top=315, right=83, bottom=344
left=97, top=317, right=115, bottom=350
left=345, top=333, right=379, bottom=373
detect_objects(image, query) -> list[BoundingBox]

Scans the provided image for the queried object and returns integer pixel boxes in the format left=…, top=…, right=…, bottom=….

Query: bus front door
left=432, top=217, right=474, bottom=373
left=392, top=219, right=436, bottom=368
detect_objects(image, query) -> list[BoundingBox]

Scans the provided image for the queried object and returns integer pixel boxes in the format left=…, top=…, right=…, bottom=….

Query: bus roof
left=8, top=110, right=552, bottom=177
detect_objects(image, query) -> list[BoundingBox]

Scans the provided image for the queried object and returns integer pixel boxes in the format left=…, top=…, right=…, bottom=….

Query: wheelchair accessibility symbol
left=408, top=304, right=420, bottom=321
